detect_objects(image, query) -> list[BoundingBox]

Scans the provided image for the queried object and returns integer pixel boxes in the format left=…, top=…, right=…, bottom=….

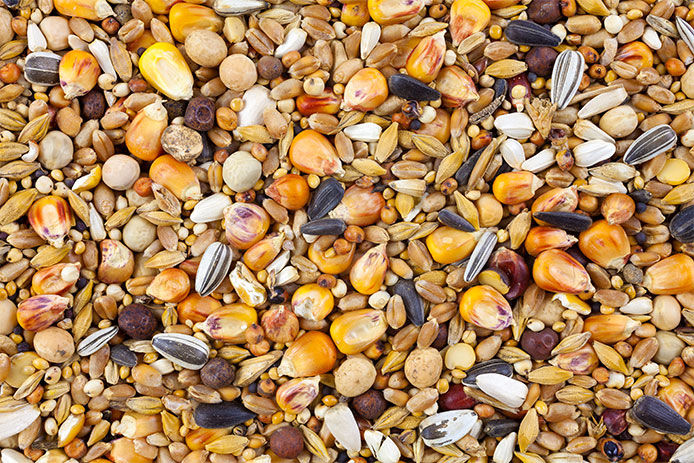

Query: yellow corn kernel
left=349, top=244, right=388, bottom=295
left=459, top=285, right=513, bottom=331
left=578, top=220, right=631, bottom=270
left=425, top=226, right=476, bottom=264
left=28, top=195, right=73, bottom=247
left=54, top=0, right=114, bottom=20
left=367, top=0, right=425, bottom=24
left=341, top=0, right=370, bottom=26
left=308, top=241, right=355, bottom=274
left=436, top=65, right=480, bottom=108
left=643, top=254, right=694, bottom=295
left=139, top=42, right=194, bottom=101
left=125, top=101, right=168, bottom=162
left=149, top=155, right=201, bottom=201
left=449, top=0, right=490, bottom=46
left=57, top=413, right=85, bottom=446
left=146, top=268, right=190, bottom=303
left=243, top=233, right=285, bottom=272
left=199, top=304, right=258, bottom=343
left=658, top=378, right=694, bottom=417
left=525, top=226, right=577, bottom=256
left=289, top=129, right=343, bottom=176
left=223, top=202, right=270, bottom=250
left=405, top=32, right=445, bottom=83
left=551, top=344, right=599, bottom=374
left=531, top=186, right=579, bottom=218
left=169, top=3, right=223, bottom=43
left=493, top=171, right=543, bottom=205
left=266, top=175, right=310, bottom=210
left=330, top=309, right=388, bottom=354
left=342, top=68, right=389, bottom=111
left=277, top=331, right=337, bottom=377
left=532, top=249, right=593, bottom=294
left=110, top=439, right=154, bottom=463
left=583, top=314, right=640, bottom=344
left=615, top=42, right=654, bottom=70
left=657, top=158, right=690, bottom=185
left=275, top=376, right=320, bottom=414
left=145, top=0, right=180, bottom=14
left=59, top=50, right=100, bottom=99
left=178, top=294, right=222, bottom=324
left=31, top=263, right=81, bottom=296
left=291, top=283, right=334, bottom=322
left=186, top=428, right=229, bottom=450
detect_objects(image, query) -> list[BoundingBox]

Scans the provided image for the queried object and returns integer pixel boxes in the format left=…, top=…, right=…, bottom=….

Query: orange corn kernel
left=28, top=195, right=73, bottom=247
left=525, top=227, right=577, bottom=256
left=17, top=294, right=70, bottom=331
left=415, top=108, right=451, bottom=143
left=349, top=244, right=388, bottom=295
left=139, top=42, right=194, bottom=101
left=601, top=193, right=635, bottom=225
left=125, top=101, right=168, bottom=161
left=436, top=66, right=479, bottom=108
left=449, top=0, right=491, bottom=46
left=277, top=331, right=337, bottom=377
left=119, top=413, right=164, bottom=439
left=145, top=0, right=180, bottom=14
left=32, top=263, right=81, bottom=296
left=341, top=1, right=370, bottom=26
left=342, top=68, right=389, bottom=111
left=578, top=220, right=631, bottom=270
left=177, top=294, right=222, bottom=323
left=59, top=50, right=100, bottom=99
left=266, top=174, right=310, bottom=210
left=185, top=428, right=229, bottom=451
left=615, top=42, right=654, bottom=70
left=275, top=376, right=321, bottom=414
left=425, top=227, right=476, bottom=264
left=583, top=314, right=641, bottom=344
left=200, top=303, right=258, bottom=343
left=329, top=185, right=385, bottom=226
left=405, top=32, right=446, bottom=83
left=146, top=268, right=190, bottom=303
left=308, top=241, right=355, bottom=274
left=531, top=186, right=579, bottom=218
left=292, top=283, right=334, bottom=322
left=459, top=285, right=513, bottom=331
left=483, top=0, right=520, bottom=7
left=658, top=378, right=694, bottom=418
left=98, top=239, right=135, bottom=284
left=289, top=129, right=343, bottom=176
left=296, top=91, right=341, bottom=116
left=149, top=155, right=202, bottom=201
left=550, top=344, right=599, bottom=375
left=492, top=171, right=543, bottom=205
left=261, top=304, right=300, bottom=344
left=168, top=3, right=223, bottom=43
left=243, top=233, right=284, bottom=271
left=367, top=0, right=425, bottom=24
left=110, top=439, right=154, bottom=463
left=330, top=309, right=388, bottom=355
left=54, top=0, right=113, bottom=21
left=127, top=31, right=157, bottom=53
left=533, top=249, right=593, bottom=294
left=644, top=253, right=694, bottom=295
left=223, top=202, right=270, bottom=250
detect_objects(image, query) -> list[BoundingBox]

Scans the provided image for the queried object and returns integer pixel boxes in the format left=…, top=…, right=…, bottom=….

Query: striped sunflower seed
left=623, top=124, right=677, bottom=165
left=77, top=325, right=119, bottom=357
left=464, top=231, right=497, bottom=282
left=151, top=333, right=210, bottom=370
left=195, top=242, right=233, bottom=297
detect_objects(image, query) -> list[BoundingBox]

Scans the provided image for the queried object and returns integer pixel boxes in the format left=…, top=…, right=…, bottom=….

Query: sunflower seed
left=494, top=112, right=535, bottom=139
left=464, top=231, right=497, bottom=282
left=77, top=326, right=119, bottom=357
left=213, top=0, right=267, bottom=15
left=418, top=410, right=478, bottom=447
left=551, top=50, right=585, bottom=109
left=670, top=436, right=694, bottom=463
left=110, top=344, right=137, bottom=367
left=573, top=119, right=615, bottom=143
left=677, top=17, right=694, bottom=54
left=493, top=432, right=516, bottom=463
left=505, top=20, right=561, bottom=46
left=307, top=178, right=344, bottom=220
left=670, top=206, right=694, bottom=243
left=630, top=395, right=692, bottom=435
left=152, top=333, right=210, bottom=370
left=24, top=52, right=60, bottom=86
left=300, top=218, right=347, bottom=236
left=577, top=86, right=628, bottom=118
left=573, top=139, right=616, bottom=167
left=532, top=211, right=593, bottom=233
left=623, top=124, right=677, bottom=165
left=499, top=139, right=525, bottom=170
left=392, top=278, right=425, bottom=326
left=521, top=149, right=555, bottom=173
left=438, top=209, right=475, bottom=232
left=195, top=242, right=233, bottom=297
left=388, top=73, right=441, bottom=101
left=0, top=400, right=40, bottom=440
left=194, top=402, right=256, bottom=428
left=484, top=419, right=520, bottom=437
left=462, top=359, right=513, bottom=388
left=475, top=373, right=528, bottom=408
left=324, top=403, right=361, bottom=452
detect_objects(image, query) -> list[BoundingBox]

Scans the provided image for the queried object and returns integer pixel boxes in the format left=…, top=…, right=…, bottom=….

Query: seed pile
left=4, top=0, right=694, bottom=462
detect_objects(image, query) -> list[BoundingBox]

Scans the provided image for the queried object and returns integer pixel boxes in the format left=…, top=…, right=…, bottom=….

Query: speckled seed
left=122, top=215, right=157, bottom=252
left=185, top=29, right=227, bottom=67
left=404, top=347, right=443, bottom=388
left=33, top=327, right=74, bottom=363
left=39, top=131, right=73, bottom=170
left=334, top=356, right=377, bottom=397
left=102, top=154, right=140, bottom=190
left=117, top=304, right=158, bottom=339
left=200, top=357, right=235, bottom=389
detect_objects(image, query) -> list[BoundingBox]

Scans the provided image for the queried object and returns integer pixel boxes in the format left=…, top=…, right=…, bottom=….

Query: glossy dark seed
left=200, top=357, right=235, bottom=389
left=438, top=209, right=475, bottom=232
left=117, top=303, right=158, bottom=340
left=483, top=419, right=520, bottom=437
left=300, top=218, right=347, bottom=236
left=462, top=359, right=513, bottom=388
left=81, top=90, right=107, bottom=120
left=194, top=402, right=256, bottom=429
left=533, top=211, right=593, bottom=233
left=454, top=149, right=483, bottom=186
left=526, top=46, right=558, bottom=76
left=269, top=426, right=304, bottom=459
left=630, top=395, right=692, bottom=435
left=110, top=344, right=137, bottom=367
left=439, top=384, right=477, bottom=410
left=392, top=278, right=425, bottom=326
left=527, top=0, right=561, bottom=24
left=352, top=389, right=387, bottom=420
left=307, top=177, right=344, bottom=220
left=670, top=206, right=694, bottom=243
left=505, top=20, right=561, bottom=47
left=388, top=73, right=441, bottom=101
left=185, top=97, right=216, bottom=131
left=520, top=327, right=558, bottom=360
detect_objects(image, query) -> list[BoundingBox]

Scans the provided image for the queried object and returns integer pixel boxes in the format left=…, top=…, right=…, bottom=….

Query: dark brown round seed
left=185, top=96, right=216, bottom=131
left=527, top=0, right=562, bottom=24
left=526, top=46, right=558, bottom=77
left=520, top=327, right=559, bottom=360
left=117, top=304, right=157, bottom=340
left=200, top=357, right=235, bottom=389
left=257, top=55, right=283, bottom=81
left=81, top=90, right=106, bottom=120
left=269, top=426, right=304, bottom=459
left=352, top=389, right=387, bottom=420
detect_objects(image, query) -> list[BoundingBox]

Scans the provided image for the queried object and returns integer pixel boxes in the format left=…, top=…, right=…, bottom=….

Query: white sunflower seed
left=521, top=148, right=555, bottom=173
left=77, top=325, right=119, bottom=356
left=476, top=373, right=528, bottom=408
left=572, top=140, right=616, bottom=167
left=493, top=432, right=516, bottom=463
left=499, top=139, right=525, bottom=170
left=324, top=403, right=361, bottom=452
left=418, top=410, right=478, bottom=447
left=494, top=113, right=534, bottom=139
left=364, top=430, right=400, bottom=463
